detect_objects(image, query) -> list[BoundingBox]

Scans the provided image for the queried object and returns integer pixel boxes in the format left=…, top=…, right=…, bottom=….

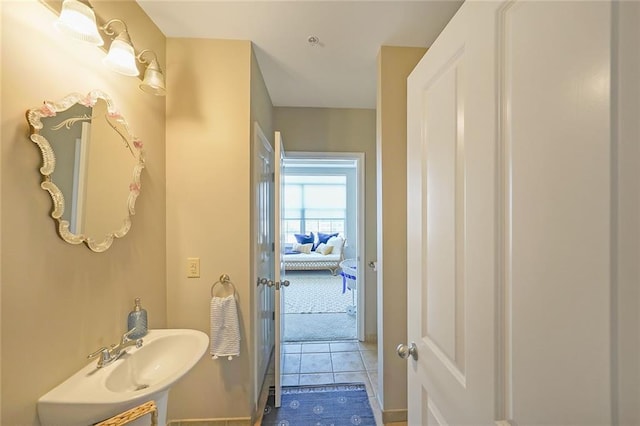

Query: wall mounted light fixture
left=55, top=0, right=103, bottom=46
left=101, top=19, right=139, bottom=77
left=138, top=50, right=166, bottom=96
left=52, top=0, right=166, bottom=96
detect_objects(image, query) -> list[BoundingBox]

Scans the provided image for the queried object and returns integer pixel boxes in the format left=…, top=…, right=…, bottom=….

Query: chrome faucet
left=88, top=328, right=143, bottom=368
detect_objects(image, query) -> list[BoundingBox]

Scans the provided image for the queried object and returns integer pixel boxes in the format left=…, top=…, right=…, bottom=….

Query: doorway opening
left=280, top=153, right=364, bottom=342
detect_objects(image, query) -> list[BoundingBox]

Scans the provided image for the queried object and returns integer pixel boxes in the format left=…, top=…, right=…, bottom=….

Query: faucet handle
left=122, top=327, right=137, bottom=342
left=87, top=347, right=111, bottom=366
left=88, top=347, right=109, bottom=359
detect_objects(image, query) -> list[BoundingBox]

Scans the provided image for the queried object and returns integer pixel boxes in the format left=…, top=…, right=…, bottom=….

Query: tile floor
left=279, top=339, right=382, bottom=424
left=256, top=339, right=408, bottom=426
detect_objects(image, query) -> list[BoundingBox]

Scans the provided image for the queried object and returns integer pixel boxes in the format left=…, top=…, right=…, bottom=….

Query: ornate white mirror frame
left=26, top=90, right=145, bottom=252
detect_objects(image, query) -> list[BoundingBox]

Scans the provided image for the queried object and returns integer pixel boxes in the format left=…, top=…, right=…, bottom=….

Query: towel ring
left=211, top=274, right=237, bottom=298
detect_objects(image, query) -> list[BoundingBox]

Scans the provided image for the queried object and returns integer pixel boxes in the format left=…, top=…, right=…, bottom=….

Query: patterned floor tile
left=282, top=374, right=299, bottom=386
left=367, top=370, right=378, bottom=397
left=301, top=342, right=331, bottom=353
left=331, top=351, right=365, bottom=372
left=330, top=342, right=360, bottom=352
left=299, top=373, right=335, bottom=385
left=333, top=371, right=373, bottom=396
left=360, top=349, right=378, bottom=370
left=283, top=353, right=301, bottom=374
left=283, top=343, right=302, bottom=354
left=300, top=353, right=333, bottom=373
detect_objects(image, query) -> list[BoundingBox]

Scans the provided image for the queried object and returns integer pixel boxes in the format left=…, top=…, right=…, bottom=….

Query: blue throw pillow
left=294, top=232, right=314, bottom=245
left=315, top=232, right=339, bottom=250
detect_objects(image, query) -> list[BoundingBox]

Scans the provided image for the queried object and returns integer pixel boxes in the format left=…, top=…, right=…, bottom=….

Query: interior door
left=407, top=1, right=617, bottom=424
left=406, top=1, right=500, bottom=424
left=273, top=131, right=287, bottom=407
left=254, top=123, right=274, bottom=410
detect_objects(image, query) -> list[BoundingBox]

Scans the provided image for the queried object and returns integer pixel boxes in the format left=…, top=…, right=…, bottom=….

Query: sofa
left=283, top=235, right=346, bottom=275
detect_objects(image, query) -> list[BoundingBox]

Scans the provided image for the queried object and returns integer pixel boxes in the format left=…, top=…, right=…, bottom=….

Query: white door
left=254, top=123, right=274, bottom=410
left=273, top=131, right=288, bottom=407
left=406, top=2, right=499, bottom=424
left=407, top=1, right=617, bottom=424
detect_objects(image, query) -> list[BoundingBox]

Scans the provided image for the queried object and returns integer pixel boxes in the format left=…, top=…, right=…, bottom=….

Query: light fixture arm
left=137, top=49, right=158, bottom=66
left=101, top=19, right=131, bottom=40
left=76, top=0, right=94, bottom=10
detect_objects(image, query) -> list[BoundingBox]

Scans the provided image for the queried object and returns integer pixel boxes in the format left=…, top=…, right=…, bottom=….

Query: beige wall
left=376, top=45, right=425, bottom=421
left=0, top=1, right=4, bottom=421
left=273, top=107, right=377, bottom=340
left=1, top=1, right=167, bottom=425
left=166, top=38, right=272, bottom=421
left=250, top=48, right=274, bottom=143
left=616, top=1, right=640, bottom=423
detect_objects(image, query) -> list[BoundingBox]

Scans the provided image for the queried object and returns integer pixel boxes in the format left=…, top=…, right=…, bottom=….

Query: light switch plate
left=187, top=257, right=200, bottom=278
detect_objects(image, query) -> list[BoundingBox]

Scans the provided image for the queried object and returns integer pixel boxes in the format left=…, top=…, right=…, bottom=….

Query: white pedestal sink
left=38, top=329, right=209, bottom=426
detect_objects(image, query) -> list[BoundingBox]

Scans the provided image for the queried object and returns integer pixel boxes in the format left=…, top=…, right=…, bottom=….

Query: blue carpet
left=262, top=383, right=375, bottom=425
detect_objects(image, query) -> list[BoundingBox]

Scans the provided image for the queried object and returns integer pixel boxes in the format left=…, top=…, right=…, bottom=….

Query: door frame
left=283, top=151, right=365, bottom=341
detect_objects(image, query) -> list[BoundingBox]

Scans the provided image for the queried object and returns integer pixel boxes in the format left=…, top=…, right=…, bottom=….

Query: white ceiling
left=136, top=1, right=464, bottom=109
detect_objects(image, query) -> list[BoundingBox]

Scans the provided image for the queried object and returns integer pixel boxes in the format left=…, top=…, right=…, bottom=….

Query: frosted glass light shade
left=140, top=59, right=166, bottom=96
left=103, top=36, right=139, bottom=77
left=55, top=0, right=103, bottom=46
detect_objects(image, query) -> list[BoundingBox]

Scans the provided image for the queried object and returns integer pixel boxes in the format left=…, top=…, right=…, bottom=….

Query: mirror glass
left=27, top=91, right=145, bottom=252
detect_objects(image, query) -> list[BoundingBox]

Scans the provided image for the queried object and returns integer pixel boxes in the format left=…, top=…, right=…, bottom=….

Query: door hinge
left=272, top=311, right=275, bottom=320
left=271, top=172, right=275, bottom=182
left=272, top=242, right=275, bottom=252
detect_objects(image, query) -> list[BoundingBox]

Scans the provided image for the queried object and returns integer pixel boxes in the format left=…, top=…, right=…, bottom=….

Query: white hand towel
left=210, top=294, right=241, bottom=360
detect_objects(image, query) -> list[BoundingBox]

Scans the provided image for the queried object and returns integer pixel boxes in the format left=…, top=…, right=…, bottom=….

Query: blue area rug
left=262, top=383, right=375, bottom=425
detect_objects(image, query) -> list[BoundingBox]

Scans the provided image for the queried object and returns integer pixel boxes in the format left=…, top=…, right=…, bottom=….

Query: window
left=283, top=174, right=346, bottom=243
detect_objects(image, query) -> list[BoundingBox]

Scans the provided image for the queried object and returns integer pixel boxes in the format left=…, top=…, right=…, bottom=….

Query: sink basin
left=38, top=329, right=209, bottom=426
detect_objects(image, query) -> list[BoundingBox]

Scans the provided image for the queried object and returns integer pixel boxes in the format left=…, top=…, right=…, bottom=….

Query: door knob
left=256, top=277, right=275, bottom=287
left=396, top=342, right=418, bottom=361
